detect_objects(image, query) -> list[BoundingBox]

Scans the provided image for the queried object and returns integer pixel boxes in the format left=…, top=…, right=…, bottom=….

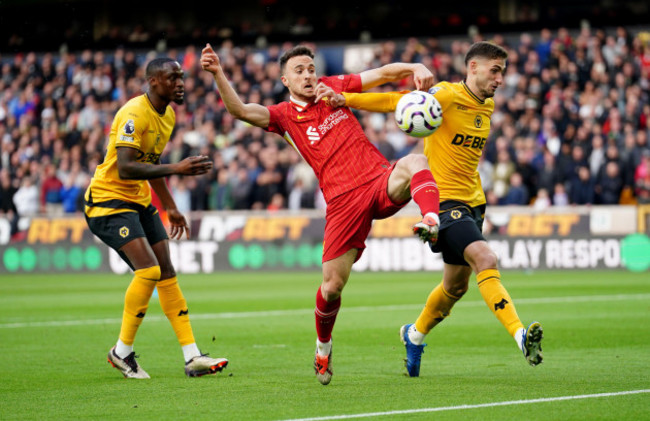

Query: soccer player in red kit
left=201, top=43, right=440, bottom=385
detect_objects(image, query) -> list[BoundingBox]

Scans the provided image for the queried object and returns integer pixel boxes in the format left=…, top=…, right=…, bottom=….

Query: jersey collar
left=461, top=80, right=485, bottom=105
left=290, top=96, right=309, bottom=112
left=145, top=93, right=167, bottom=116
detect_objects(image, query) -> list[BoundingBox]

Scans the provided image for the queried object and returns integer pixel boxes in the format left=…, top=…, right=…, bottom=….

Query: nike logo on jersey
left=297, top=114, right=308, bottom=120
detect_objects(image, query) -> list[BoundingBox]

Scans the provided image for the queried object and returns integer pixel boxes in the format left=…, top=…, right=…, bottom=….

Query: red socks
left=315, top=286, right=341, bottom=342
left=410, top=169, right=439, bottom=215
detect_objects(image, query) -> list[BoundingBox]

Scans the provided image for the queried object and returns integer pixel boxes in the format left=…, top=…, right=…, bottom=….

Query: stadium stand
left=1, top=23, right=650, bottom=235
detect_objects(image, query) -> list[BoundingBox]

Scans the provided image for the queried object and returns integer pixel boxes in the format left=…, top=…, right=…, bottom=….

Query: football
left=394, top=91, right=443, bottom=137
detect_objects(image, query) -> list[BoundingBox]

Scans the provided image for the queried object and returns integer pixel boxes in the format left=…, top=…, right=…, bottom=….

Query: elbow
left=117, top=165, right=133, bottom=180
left=230, top=105, right=248, bottom=121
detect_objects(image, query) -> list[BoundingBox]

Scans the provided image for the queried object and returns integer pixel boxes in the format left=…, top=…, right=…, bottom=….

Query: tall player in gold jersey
left=84, top=58, right=228, bottom=378
left=331, top=42, right=543, bottom=376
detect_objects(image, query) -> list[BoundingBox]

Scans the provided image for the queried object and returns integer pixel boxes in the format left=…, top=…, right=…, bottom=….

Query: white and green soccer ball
left=394, top=91, right=443, bottom=137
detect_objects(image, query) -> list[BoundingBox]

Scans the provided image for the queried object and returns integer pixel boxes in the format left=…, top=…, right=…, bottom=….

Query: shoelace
left=122, top=352, right=140, bottom=372
left=185, top=353, right=210, bottom=365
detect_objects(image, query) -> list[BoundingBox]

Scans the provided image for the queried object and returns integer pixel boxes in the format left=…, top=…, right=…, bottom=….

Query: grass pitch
left=1, top=270, right=649, bottom=420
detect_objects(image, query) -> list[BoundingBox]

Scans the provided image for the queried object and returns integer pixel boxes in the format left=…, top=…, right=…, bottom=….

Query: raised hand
left=412, top=64, right=434, bottom=91
left=315, top=82, right=347, bottom=106
left=200, top=43, right=221, bottom=74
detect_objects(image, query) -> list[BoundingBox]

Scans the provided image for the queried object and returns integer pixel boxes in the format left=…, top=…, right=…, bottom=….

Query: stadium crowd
left=1, top=26, right=650, bottom=230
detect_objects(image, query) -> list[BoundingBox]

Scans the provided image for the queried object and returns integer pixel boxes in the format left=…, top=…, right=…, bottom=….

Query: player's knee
left=159, top=265, right=176, bottom=281
left=321, top=277, right=345, bottom=301
left=135, top=265, right=162, bottom=281
left=402, top=153, right=429, bottom=172
left=448, top=283, right=469, bottom=298
left=475, top=251, right=499, bottom=272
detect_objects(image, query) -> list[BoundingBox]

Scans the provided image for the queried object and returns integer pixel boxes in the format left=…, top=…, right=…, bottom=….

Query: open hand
left=176, top=155, right=213, bottom=176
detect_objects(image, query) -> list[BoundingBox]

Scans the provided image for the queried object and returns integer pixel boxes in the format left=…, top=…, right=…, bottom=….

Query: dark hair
left=279, top=46, right=314, bottom=74
left=145, top=58, right=176, bottom=79
left=464, top=42, right=508, bottom=66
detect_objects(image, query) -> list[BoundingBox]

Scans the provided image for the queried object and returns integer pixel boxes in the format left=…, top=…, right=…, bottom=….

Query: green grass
left=1, top=270, right=649, bottom=420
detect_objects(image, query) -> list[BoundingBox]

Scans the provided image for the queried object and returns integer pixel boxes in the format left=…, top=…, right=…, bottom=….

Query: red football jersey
left=266, top=74, right=390, bottom=202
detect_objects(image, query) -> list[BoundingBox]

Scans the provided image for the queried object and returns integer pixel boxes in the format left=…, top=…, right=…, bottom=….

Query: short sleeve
left=318, top=74, right=362, bottom=93
left=265, top=103, right=285, bottom=135
left=114, top=110, right=145, bottom=149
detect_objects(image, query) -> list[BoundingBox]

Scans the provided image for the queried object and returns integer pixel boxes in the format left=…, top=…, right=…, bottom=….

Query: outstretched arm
left=314, top=83, right=405, bottom=113
left=116, top=147, right=212, bottom=180
left=200, top=43, right=270, bottom=128
left=342, top=91, right=405, bottom=113
left=359, top=63, right=433, bottom=91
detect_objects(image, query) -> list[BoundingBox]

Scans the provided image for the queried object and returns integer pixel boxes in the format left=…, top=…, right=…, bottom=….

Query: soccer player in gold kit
left=327, top=41, right=543, bottom=376
left=84, top=58, right=228, bottom=378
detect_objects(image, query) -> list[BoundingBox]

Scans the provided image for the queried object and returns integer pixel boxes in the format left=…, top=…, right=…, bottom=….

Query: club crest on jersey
left=307, top=126, right=321, bottom=144
left=474, top=115, right=483, bottom=128
left=119, top=226, right=130, bottom=238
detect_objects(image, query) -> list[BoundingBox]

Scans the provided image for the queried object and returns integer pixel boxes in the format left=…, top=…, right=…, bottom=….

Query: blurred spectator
left=0, top=169, right=17, bottom=215
left=13, top=176, right=39, bottom=216
left=635, top=150, right=650, bottom=203
left=492, top=149, right=515, bottom=202
left=210, top=169, right=233, bottom=210
left=0, top=169, right=18, bottom=233
left=477, top=154, right=494, bottom=194
left=596, top=161, right=624, bottom=204
left=169, top=175, right=192, bottom=214
left=533, top=188, right=551, bottom=211
left=230, top=166, right=254, bottom=209
left=503, top=172, right=529, bottom=205
left=40, top=163, right=63, bottom=214
left=553, top=182, right=569, bottom=206
left=59, top=171, right=84, bottom=213
left=570, top=166, right=596, bottom=205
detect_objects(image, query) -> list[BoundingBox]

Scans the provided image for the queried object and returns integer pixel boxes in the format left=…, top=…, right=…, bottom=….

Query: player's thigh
left=140, top=205, right=169, bottom=246
left=120, top=237, right=158, bottom=270
left=322, top=192, right=372, bottom=263
left=432, top=202, right=486, bottom=266
left=462, top=240, right=498, bottom=273
left=322, top=248, right=357, bottom=291
left=86, top=211, right=155, bottom=270
left=386, top=154, right=429, bottom=203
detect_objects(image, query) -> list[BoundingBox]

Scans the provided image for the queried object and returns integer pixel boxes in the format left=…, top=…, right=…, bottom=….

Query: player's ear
left=281, top=75, right=289, bottom=88
left=468, top=59, right=478, bottom=75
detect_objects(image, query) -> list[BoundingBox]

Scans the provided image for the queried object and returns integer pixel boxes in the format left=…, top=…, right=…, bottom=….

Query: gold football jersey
left=344, top=81, right=493, bottom=207
left=85, top=94, right=175, bottom=217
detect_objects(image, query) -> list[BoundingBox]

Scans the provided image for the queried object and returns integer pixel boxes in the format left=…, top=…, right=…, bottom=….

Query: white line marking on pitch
left=277, top=389, right=650, bottom=421
left=1, top=293, right=649, bottom=329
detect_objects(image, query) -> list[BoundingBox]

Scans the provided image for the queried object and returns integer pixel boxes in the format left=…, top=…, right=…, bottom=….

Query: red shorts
left=322, top=164, right=408, bottom=263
